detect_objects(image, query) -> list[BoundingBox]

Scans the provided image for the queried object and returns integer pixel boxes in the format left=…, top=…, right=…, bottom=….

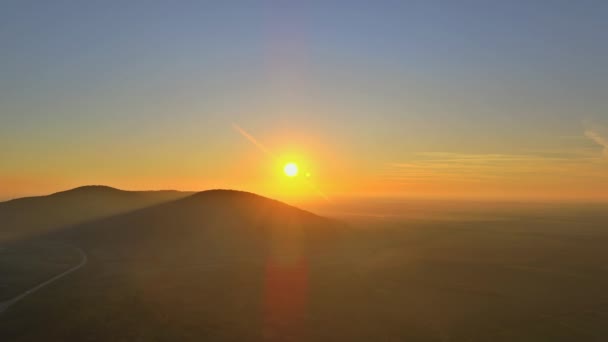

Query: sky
left=1, top=1, right=607, bottom=202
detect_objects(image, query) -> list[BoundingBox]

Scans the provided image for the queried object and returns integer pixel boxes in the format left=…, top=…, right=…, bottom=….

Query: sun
left=283, top=162, right=299, bottom=177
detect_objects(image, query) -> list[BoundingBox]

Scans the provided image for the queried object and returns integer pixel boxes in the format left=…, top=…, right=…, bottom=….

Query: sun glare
left=283, top=162, right=299, bottom=177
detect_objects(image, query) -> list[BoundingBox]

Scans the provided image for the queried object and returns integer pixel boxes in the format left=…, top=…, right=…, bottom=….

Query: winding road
left=0, top=246, right=87, bottom=314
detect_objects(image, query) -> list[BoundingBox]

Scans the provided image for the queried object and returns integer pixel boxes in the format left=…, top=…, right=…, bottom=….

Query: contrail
left=232, top=123, right=275, bottom=158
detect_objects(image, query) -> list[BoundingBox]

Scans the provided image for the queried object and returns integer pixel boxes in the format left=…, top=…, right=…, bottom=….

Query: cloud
left=384, top=150, right=603, bottom=185
left=379, top=126, right=608, bottom=198
left=584, top=129, right=608, bottom=159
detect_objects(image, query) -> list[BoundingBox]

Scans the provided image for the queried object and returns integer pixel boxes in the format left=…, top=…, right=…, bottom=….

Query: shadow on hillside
left=0, top=188, right=350, bottom=342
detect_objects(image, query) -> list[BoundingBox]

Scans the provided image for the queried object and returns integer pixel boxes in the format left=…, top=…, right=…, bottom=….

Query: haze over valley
left=1, top=186, right=608, bottom=341
left=2, top=1, right=608, bottom=340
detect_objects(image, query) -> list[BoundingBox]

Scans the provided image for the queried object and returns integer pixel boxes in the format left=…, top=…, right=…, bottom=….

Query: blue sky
left=1, top=1, right=607, bottom=200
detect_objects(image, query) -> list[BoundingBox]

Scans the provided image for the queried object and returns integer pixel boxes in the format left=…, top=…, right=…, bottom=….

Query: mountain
left=0, top=188, right=347, bottom=341
left=58, top=189, right=342, bottom=263
left=0, top=186, right=193, bottom=243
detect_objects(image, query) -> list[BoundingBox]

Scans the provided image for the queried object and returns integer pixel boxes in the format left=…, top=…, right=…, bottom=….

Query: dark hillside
left=0, top=189, right=346, bottom=341
left=0, top=186, right=192, bottom=242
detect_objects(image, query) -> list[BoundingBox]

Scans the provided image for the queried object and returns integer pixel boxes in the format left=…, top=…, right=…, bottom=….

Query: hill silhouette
left=58, top=189, right=342, bottom=263
left=0, top=187, right=346, bottom=341
left=0, top=185, right=192, bottom=242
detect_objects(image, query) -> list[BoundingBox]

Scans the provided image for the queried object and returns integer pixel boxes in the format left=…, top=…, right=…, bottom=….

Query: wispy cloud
left=584, top=129, right=608, bottom=159
left=384, top=150, right=607, bottom=186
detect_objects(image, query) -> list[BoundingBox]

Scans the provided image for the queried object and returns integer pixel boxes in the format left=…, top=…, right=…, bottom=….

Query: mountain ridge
left=0, top=185, right=194, bottom=242
left=0, top=186, right=336, bottom=244
left=1, top=185, right=190, bottom=205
